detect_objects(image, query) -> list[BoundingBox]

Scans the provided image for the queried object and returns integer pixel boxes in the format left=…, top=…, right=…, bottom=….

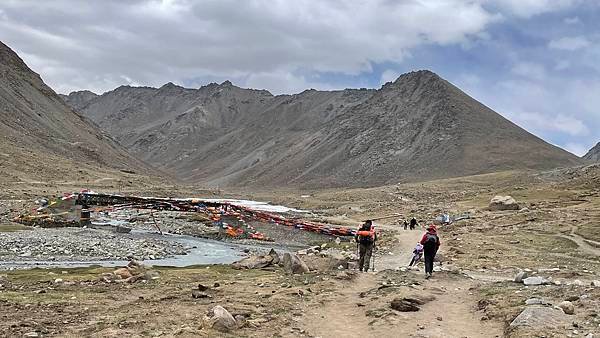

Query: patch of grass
left=575, top=222, right=600, bottom=242
left=0, top=223, right=32, bottom=232
left=6, top=266, right=111, bottom=283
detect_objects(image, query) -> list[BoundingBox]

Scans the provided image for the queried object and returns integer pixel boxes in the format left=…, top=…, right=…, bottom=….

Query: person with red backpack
left=420, top=224, right=440, bottom=279
left=355, top=220, right=377, bottom=272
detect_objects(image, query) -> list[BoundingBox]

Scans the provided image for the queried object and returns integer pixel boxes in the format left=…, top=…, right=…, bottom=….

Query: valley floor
left=1, top=166, right=599, bottom=337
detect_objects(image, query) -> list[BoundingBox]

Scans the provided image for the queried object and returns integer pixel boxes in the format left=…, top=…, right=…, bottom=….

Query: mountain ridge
left=0, top=41, right=152, bottom=183
left=65, top=70, right=583, bottom=188
left=584, top=142, right=600, bottom=162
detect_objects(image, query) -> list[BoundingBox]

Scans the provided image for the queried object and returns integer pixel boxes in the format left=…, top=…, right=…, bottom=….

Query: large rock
left=282, top=253, right=310, bottom=274
left=206, top=305, right=237, bottom=332
left=523, top=276, right=548, bottom=285
left=390, top=295, right=435, bottom=312
left=510, top=306, right=569, bottom=329
left=489, top=195, right=520, bottom=211
left=558, top=301, right=574, bottom=315
left=232, top=255, right=274, bottom=270
left=268, top=248, right=280, bottom=265
left=390, top=298, right=420, bottom=312
left=303, top=251, right=349, bottom=272
left=113, top=267, right=133, bottom=280
left=514, top=271, right=528, bottom=283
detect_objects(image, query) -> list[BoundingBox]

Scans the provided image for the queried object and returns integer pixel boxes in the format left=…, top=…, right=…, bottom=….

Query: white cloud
left=490, top=0, right=581, bottom=18
left=554, top=60, right=571, bottom=70
left=548, top=36, right=590, bottom=51
left=511, top=62, right=546, bottom=80
left=506, top=111, right=589, bottom=137
left=0, top=0, right=498, bottom=94
left=564, top=16, right=581, bottom=24
left=563, top=142, right=589, bottom=156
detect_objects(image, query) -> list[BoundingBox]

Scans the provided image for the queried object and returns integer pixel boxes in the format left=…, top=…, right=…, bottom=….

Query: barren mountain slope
left=583, top=142, right=600, bottom=162
left=0, top=41, right=150, bottom=183
left=59, top=90, right=98, bottom=111
left=70, top=70, right=582, bottom=188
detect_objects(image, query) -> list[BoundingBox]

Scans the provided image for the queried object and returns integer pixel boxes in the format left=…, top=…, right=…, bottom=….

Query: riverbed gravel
left=0, top=227, right=189, bottom=262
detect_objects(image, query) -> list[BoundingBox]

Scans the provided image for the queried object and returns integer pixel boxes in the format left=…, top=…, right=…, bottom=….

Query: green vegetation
left=0, top=223, right=32, bottom=232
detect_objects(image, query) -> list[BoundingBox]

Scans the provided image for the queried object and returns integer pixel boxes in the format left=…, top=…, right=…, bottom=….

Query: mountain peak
left=159, top=82, right=182, bottom=90
left=583, top=142, right=600, bottom=162
left=393, top=69, right=442, bottom=83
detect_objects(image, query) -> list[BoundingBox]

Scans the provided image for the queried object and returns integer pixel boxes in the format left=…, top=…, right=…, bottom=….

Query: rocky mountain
left=583, top=142, right=600, bottom=162
left=59, top=90, right=98, bottom=111
left=0, top=41, right=149, bottom=183
left=67, top=70, right=583, bottom=188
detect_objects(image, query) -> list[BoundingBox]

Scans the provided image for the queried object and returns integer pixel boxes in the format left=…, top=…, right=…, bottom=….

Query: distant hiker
left=410, top=217, right=417, bottom=230
left=408, top=242, right=423, bottom=267
left=403, top=220, right=408, bottom=230
left=420, top=225, right=440, bottom=279
left=355, top=220, right=377, bottom=272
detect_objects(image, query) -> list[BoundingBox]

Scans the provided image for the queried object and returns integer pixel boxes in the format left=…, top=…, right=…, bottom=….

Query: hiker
left=355, top=220, right=377, bottom=272
left=408, top=242, right=423, bottom=267
left=403, top=219, right=408, bottom=230
left=420, top=224, right=440, bottom=279
left=410, top=217, right=417, bottom=230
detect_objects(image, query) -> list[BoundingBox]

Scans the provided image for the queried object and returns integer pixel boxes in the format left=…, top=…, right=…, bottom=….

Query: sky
left=0, top=0, right=598, bottom=156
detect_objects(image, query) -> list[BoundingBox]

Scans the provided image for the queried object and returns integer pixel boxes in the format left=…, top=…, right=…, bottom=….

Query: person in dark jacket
left=410, top=217, right=418, bottom=230
left=420, top=224, right=440, bottom=278
left=355, top=220, right=377, bottom=272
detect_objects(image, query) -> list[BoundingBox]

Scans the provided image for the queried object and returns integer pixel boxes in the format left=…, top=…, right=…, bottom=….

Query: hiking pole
left=356, top=241, right=359, bottom=271
left=372, top=242, right=376, bottom=272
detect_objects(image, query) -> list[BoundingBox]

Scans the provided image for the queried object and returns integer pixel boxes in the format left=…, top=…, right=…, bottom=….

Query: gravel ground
left=0, top=227, right=188, bottom=262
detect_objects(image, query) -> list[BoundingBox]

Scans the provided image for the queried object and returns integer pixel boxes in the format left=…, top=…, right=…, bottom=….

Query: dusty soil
left=1, top=165, right=599, bottom=337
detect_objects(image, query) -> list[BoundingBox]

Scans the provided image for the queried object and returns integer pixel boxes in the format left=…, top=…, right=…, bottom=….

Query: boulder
left=523, top=276, right=548, bottom=286
left=558, top=301, right=574, bottom=315
left=231, top=255, right=274, bottom=270
left=206, top=305, right=237, bottom=332
left=514, top=271, right=528, bottom=283
left=390, top=298, right=421, bottom=312
left=191, top=290, right=212, bottom=299
left=282, top=253, right=310, bottom=274
left=113, top=268, right=133, bottom=280
left=510, top=306, right=569, bottom=329
left=591, top=280, right=600, bottom=287
left=303, top=252, right=349, bottom=272
left=489, top=195, right=520, bottom=211
left=525, top=298, right=548, bottom=305
left=268, top=248, right=280, bottom=265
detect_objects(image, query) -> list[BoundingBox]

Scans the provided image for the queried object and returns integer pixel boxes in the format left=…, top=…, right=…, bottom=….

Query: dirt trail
left=301, top=225, right=504, bottom=338
left=555, top=225, right=600, bottom=257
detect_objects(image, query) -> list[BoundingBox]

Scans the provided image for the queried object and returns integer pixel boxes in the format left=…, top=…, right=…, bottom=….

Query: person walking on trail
left=355, top=220, right=377, bottom=272
left=403, top=220, right=408, bottom=230
left=408, top=242, right=423, bottom=267
left=420, top=225, right=440, bottom=279
left=410, top=217, right=418, bottom=230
